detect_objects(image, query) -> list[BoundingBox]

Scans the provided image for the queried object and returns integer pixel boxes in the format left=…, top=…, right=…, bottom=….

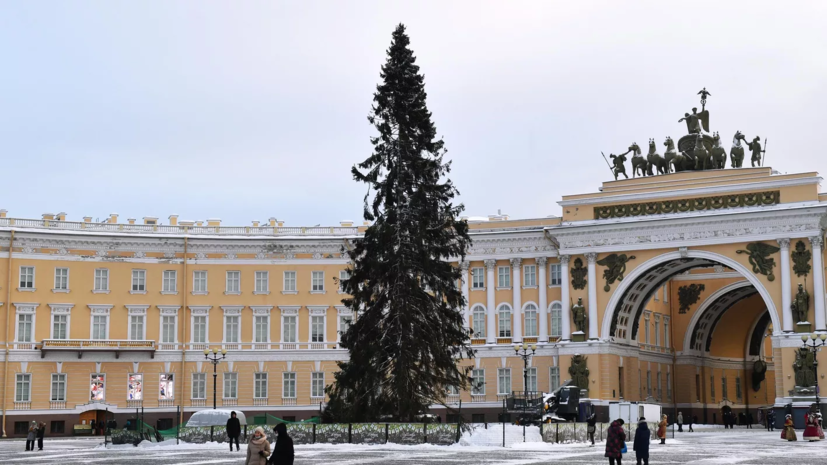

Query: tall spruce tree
left=324, top=24, right=474, bottom=422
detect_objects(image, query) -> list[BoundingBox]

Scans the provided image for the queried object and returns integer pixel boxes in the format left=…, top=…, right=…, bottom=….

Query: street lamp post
left=204, top=347, right=227, bottom=442
left=514, top=342, right=537, bottom=440
left=801, top=333, right=827, bottom=411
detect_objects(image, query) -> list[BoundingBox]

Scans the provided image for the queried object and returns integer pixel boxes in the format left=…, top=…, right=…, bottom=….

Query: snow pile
left=99, top=439, right=232, bottom=450
left=459, top=423, right=541, bottom=447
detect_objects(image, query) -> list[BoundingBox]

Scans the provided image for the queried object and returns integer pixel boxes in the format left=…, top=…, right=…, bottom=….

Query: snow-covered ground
left=1, top=426, right=826, bottom=464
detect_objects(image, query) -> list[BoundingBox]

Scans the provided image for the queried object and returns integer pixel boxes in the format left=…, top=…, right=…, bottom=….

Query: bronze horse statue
left=663, top=136, right=678, bottom=173
left=692, top=133, right=711, bottom=170
left=624, top=142, right=648, bottom=178
left=730, top=130, right=746, bottom=168
left=646, top=138, right=667, bottom=175
left=709, top=132, right=727, bottom=170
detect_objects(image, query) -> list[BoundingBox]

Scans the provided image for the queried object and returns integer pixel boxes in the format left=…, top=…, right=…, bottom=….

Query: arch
left=681, top=280, right=754, bottom=353
left=522, top=301, right=538, bottom=311
left=746, top=310, right=772, bottom=359
left=601, top=250, right=780, bottom=341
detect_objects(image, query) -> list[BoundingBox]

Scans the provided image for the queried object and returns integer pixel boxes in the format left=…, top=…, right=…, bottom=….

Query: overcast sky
left=1, top=1, right=825, bottom=226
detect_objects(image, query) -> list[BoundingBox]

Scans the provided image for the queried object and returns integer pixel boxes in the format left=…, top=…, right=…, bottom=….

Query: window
left=471, top=268, right=484, bottom=289
left=94, top=268, right=109, bottom=291
left=132, top=270, right=146, bottom=292
left=550, top=367, right=560, bottom=392
left=254, top=373, right=268, bottom=398
left=447, top=385, right=459, bottom=396
left=14, top=422, right=29, bottom=435
left=657, top=371, right=662, bottom=400
left=161, top=316, right=176, bottom=343
left=223, top=372, right=238, bottom=399
left=50, top=421, right=65, bottom=434
left=17, top=314, right=33, bottom=342
left=225, top=271, right=240, bottom=294
left=666, top=372, right=672, bottom=400
left=663, top=284, right=668, bottom=302
left=19, top=266, right=34, bottom=289
left=654, top=287, right=659, bottom=301
left=192, top=373, right=206, bottom=399
left=550, top=302, right=562, bottom=338
left=646, top=370, right=652, bottom=397
left=497, top=266, right=510, bottom=288
left=128, top=374, right=143, bottom=400
left=639, top=370, right=643, bottom=399
left=311, top=372, right=325, bottom=398
left=338, top=315, right=352, bottom=342
left=664, top=317, right=670, bottom=349
left=52, top=314, right=68, bottom=340
left=91, top=373, right=105, bottom=401
left=497, top=368, right=511, bottom=395
left=498, top=305, right=511, bottom=338
left=15, top=374, right=31, bottom=402
left=92, top=315, right=108, bottom=340
left=525, top=367, right=537, bottom=392
left=655, top=318, right=661, bottom=347
left=283, top=316, right=297, bottom=343
left=129, top=315, right=145, bottom=340
left=254, top=316, right=269, bottom=343
left=311, top=271, right=325, bottom=292
left=160, top=373, right=174, bottom=399
left=523, top=265, right=537, bottom=287
left=193, top=271, right=208, bottom=294
left=311, top=316, right=324, bottom=343
left=736, top=377, right=742, bottom=401
left=283, top=271, right=297, bottom=292
left=549, top=263, right=562, bottom=286
left=54, top=268, right=69, bottom=291
left=283, top=372, right=297, bottom=398
left=224, top=316, right=240, bottom=343
left=472, top=306, right=486, bottom=338
left=722, top=376, right=728, bottom=400
left=338, top=270, right=349, bottom=293
left=710, top=375, right=715, bottom=401
left=162, top=270, right=177, bottom=293
left=644, top=313, right=651, bottom=344
left=524, top=304, right=538, bottom=337
left=192, top=316, right=207, bottom=343
left=255, top=271, right=269, bottom=294
left=618, top=367, right=625, bottom=399
left=471, top=369, right=485, bottom=395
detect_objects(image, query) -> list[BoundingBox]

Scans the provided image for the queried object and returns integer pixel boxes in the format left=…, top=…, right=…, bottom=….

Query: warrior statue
left=747, top=136, right=764, bottom=167
left=646, top=138, right=667, bottom=175
left=678, top=107, right=710, bottom=135
left=571, top=297, right=587, bottom=333
left=569, top=354, right=590, bottom=391
left=794, top=347, right=816, bottom=387
left=730, top=131, right=746, bottom=168
left=791, top=283, right=810, bottom=323
left=609, top=153, right=628, bottom=180
left=708, top=132, right=727, bottom=170
left=697, top=87, right=712, bottom=111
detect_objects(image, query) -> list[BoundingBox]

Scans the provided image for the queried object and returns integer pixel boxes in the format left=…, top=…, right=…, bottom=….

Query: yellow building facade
left=1, top=166, right=826, bottom=436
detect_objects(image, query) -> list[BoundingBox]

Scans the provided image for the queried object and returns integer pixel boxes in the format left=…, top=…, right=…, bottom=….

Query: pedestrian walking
left=36, top=422, right=46, bottom=450
left=677, top=411, right=683, bottom=432
left=817, top=412, right=825, bottom=440
left=767, top=411, right=775, bottom=432
left=688, top=414, right=694, bottom=432
left=604, top=419, right=626, bottom=465
left=226, top=411, right=241, bottom=452
left=587, top=412, right=597, bottom=446
left=245, top=427, right=271, bottom=465
left=632, top=417, right=650, bottom=465
left=782, top=414, right=797, bottom=441
left=803, top=411, right=821, bottom=442
left=657, top=414, right=667, bottom=444
left=747, top=412, right=753, bottom=429
left=268, top=422, right=295, bottom=465
left=25, top=421, right=36, bottom=451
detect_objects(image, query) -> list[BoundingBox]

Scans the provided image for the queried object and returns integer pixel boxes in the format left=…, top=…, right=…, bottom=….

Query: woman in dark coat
left=36, top=422, right=46, bottom=450
left=632, top=418, right=650, bottom=465
left=268, top=423, right=294, bottom=465
left=226, top=411, right=241, bottom=452
left=604, top=419, right=626, bottom=465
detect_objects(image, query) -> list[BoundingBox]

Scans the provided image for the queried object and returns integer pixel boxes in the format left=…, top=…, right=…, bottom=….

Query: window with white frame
left=550, top=302, right=562, bottom=338
left=338, top=270, right=349, bottom=293
left=283, top=372, right=297, bottom=398
left=654, top=316, right=661, bottom=347
left=162, top=270, right=177, bottom=293
left=132, top=269, right=146, bottom=292
left=525, top=367, right=537, bottom=392
left=644, top=312, right=651, bottom=344
left=225, top=271, right=240, bottom=294
left=283, top=315, right=297, bottom=343
left=129, top=314, right=145, bottom=340
left=223, top=372, right=238, bottom=399
left=498, top=305, right=512, bottom=338
left=664, top=317, right=670, bottom=349
left=92, top=315, right=108, bottom=340
left=662, top=283, right=668, bottom=302
left=283, top=271, right=297, bottom=292
left=91, top=373, right=105, bottom=401
left=19, top=266, right=34, bottom=289
left=254, top=373, right=268, bottom=398
left=17, top=313, right=33, bottom=342
left=161, top=315, right=176, bottom=343
left=311, top=315, right=325, bottom=343
left=193, top=271, right=208, bottom=294
left=549, top=263, right=562, bottom=286
left=94, top=268, right=109, bottom=291
left=160, top=373, right=174, bottom=399
left=472, top=306, right=486, bottom=338
left=224, top=315, right=240, bottom=343
left=550, top=366, right=560, bottom=392
left=447, top=385, right=459, bottom=395
left=646, top=370, right=652, bottom=396
left=523, top=265, right=537, bottom=287
left=497, top=266, right=510, bottom=288
left=471, top=369, right=485, bottom=395
left=254, top=315, right=269, bottom=343
left=192, top=316, right=207, bottom=343
left=311, top=372, right=325, bottom=398
left=255, top=271, right=269, bottom=294
left=54, top=267, right=69, bottom=291
left=311, top=271, right=325, bottom=292
left=128, top=373, right=143, bottom=400
left=338, top=315, right=352, bottom=341
left=15, top=373, right=31, bottom=402
left=192, top=373, right=206, bottom=399
left=51, top=373, right=66, bottom=401
left=654, top=286, right=659, bottom=301
left=52, top=314, right=68, bottom=340
left=471, top=268, right=484, bottom=289
left=524, top=304, right=538, bottom=337
left=497, top=368, right=511, bottom=395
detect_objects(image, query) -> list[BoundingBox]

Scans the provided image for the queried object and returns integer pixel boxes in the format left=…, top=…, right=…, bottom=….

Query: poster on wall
left=91, top=373, right=105, bottom=401
left=160, top=373, right=174, bottom=399
left=128, top=374, right=143, bottom=400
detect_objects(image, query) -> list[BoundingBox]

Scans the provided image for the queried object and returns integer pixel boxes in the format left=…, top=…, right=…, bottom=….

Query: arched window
left=550, top=302, right=562, bottom=338
left=524, top=303, right=538, bottom=337
left=472, top=305, right=486, bottom=338
left=497, top=304, right=512, bottom=338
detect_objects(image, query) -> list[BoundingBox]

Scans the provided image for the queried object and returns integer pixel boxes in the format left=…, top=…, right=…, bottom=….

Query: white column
left=778, top=238, right=793, bottom=332
left=460, top=261, right=470, bottom=333
left=511, top=258, right=523, bottom=342
left=586, top=252, right=599, bottom=340
left=560, top=255, right=572, bottom=341
left=811, top=235, right=826, bottom=331
left=537, top=257, right=549, bottom=343
left=485, top=259, right=497, bottom=344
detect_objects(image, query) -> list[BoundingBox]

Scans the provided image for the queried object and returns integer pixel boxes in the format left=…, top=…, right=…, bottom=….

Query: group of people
left=675, top=412, right=696, bottom=433
left=721, top=410, right=753, bottom=429
left=24, top=421, right=46, bottom=451
left=225, top=411, right=295, bottom=465
left=782, top=411, right=825, bottom=442
left=604, top=414, right=668, bottom=465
